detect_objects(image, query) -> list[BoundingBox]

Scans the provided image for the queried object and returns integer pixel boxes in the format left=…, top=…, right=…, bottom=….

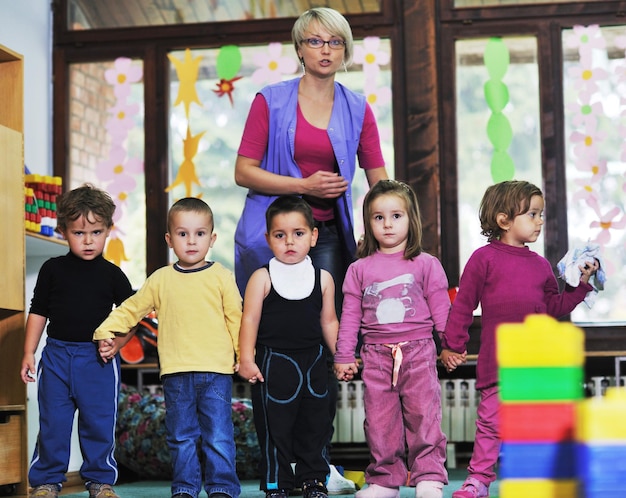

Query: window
left=68, top=60, right=146, bottom=288
left=54, top=0, right=398, bottom=284
left=456, top=36, right=543, bottom=275
left=67, top=0, right=383, bottom=30
left=439, top=2, right=626, bottom=335
left=166, top=41, right=394, bottom=268
left=563, top=25, right=626, bottom=324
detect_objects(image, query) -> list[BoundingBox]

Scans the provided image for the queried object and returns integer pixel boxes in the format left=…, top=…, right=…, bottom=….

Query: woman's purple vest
left=234, top=77, right=366, bottom=292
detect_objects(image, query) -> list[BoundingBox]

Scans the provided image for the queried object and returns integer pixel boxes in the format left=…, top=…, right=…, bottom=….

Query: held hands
left=334, top=362, right=359, bottom=382
left=238, top=361, right=264, bottom=384
left=440, top=349, right=468, bottom=373
left=303, top=171, right=348, bottom=199
left=579, top=258, right=600, bottom=284
left=98, top=338, right=122, bottom=363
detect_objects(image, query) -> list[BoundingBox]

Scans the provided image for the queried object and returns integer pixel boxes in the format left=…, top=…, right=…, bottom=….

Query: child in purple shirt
left=441, top=180, right=599, bottom=498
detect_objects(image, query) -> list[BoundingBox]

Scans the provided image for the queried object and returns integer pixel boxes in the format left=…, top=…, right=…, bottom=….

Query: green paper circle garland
left=483, top=38, right=515, bottom=182
left=216, top=45, right=242, bottom=80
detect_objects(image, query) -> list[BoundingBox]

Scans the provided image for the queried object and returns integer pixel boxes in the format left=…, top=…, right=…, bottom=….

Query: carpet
left=60, top=471, right=500, bottom=497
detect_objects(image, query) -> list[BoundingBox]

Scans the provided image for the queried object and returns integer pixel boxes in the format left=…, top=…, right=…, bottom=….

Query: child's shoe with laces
left=265, top=490, right=289, bottom=498
left=415, top=480, right=444, bottom=498
left=88, top=483, right=120, bottom=498
left=302, top=479, right=329, bottom=498
left=451, top=478, right=489, bottom=498
left=30, top=484, right=60, bottom=498
left=355, top=484, right=400, bottom=498
left=326, top=465, right=357, bottom=495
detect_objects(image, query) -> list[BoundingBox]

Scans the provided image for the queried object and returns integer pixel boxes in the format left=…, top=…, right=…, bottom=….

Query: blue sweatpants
left=29, top=337, right=120, bottom=488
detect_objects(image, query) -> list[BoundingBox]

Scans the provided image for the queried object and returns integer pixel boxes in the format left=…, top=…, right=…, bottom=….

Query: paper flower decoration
left=104, top=57, right=143, bottom=100
left=251, top=42, right=298, bottom=85
left=590, top=207, right=626, bottom=245
left=98, top=57, right=144, bottom=267
left=565, top=25, right=605, bottom=65
left=353, top=37, right=390, bottom=77
left=213, top=76, right=244, bottom=107
left=95, top=146, right=143, bottom=195
left=214, top=45, right=243, bottom=107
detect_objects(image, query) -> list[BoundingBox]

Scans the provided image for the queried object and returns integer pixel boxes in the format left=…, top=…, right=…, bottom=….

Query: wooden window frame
left=437, top=0, right=626, bottom=353
left=52, top=0, right=624, bottom=353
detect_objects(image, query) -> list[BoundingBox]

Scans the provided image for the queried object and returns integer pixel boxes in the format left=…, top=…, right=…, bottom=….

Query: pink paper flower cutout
left=105, top=102, right=141, bottom=140
left=567, top=99, right=603, bottom=129
left=364, top=81, right=391, bottom=117
left=353, top=37, right=390, bottom=77
left=251, top=43, right=298, bottom=85
left=105, top=57, right=143, bottom=100
left=567, top=65, right=608, bottom=94
left=565, top=25, right=605, bottom=65
left=96, top=145, right=144, bottom=194
left=569, top=127, right=606, bottom=162
left=590, top=206, right=626, bottom=245
left=571, top=178, right=600, bottom=211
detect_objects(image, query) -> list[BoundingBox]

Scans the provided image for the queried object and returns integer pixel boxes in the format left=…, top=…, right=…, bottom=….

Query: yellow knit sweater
left=94, top=262, right=241, bottom=377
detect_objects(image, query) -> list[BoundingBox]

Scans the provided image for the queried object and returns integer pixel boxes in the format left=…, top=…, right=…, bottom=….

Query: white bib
left=268, top=256, right=314, bottom=300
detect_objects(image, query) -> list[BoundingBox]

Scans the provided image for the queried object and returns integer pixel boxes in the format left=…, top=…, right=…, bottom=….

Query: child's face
left=60, top=213, right=111, bottom=261
left=265, top=211, right=318, bottom=265
left=165, top=211, right=216, bottom=270
left=368, top=193, right=410, bottom=254
left=500, top=194, right=544, bottom=247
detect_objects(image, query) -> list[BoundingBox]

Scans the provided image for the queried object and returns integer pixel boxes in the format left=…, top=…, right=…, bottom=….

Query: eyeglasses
left=301, top=38, right=346, bottom=50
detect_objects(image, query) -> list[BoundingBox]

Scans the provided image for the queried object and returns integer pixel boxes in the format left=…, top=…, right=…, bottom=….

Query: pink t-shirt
left=238, top=93, right=384, bottom=221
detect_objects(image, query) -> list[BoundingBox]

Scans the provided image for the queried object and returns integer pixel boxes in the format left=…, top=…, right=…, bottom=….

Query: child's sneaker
left=451, top=478, right=489, bottom=498
left=355, top=484, right=400, bottom=498
left=30, top=484, right=60, bottom=498
left=303, top=479, right=329, bottom=498
left=415, top=480, right=443, bottom=498
left=326, top=465, right=356, bottom=495
left=265, top=490, right=289, bottom=498
left=88, top=483, right=120, bottom=498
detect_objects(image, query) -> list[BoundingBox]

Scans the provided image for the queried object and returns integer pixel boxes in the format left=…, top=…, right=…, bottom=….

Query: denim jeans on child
left=162, top=372, right=240, bottom=498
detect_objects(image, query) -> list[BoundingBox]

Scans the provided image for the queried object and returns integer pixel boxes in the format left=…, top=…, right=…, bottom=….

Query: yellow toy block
left=343, top=471, right=365, bottom=490
left=576, top=387, right=626, bottom=442
left=496, top=314, right=584, bottom=368
left=500, top=478, right=577, bottom=498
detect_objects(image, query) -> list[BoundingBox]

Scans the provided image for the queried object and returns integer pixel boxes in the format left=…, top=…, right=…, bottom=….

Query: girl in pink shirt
left=335, top=180, right=463, bottom=498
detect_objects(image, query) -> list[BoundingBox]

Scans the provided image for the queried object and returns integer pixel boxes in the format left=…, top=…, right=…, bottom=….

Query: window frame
left=52, top=0, right=403, bottom=276
left=52, top=0, right=624, bottom=352
left=438, top=0, right=626, bottom=351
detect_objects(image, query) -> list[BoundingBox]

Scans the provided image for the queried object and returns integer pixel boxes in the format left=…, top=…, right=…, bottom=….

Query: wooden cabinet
left=0, top=43, right=27, bottom=494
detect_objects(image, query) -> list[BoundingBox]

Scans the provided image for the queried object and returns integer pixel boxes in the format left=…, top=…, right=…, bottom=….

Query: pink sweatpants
left=466, top=385, right=500, bottom=485
left=360, top=338, right=448, bottom=487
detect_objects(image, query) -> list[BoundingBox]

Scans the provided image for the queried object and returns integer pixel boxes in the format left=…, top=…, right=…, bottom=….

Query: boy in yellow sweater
left=94, top=197, right=242, bottom=498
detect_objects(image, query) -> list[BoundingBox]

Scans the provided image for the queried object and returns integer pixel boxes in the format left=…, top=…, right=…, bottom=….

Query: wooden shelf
left=0, top=405, right=26, bottom=413
left=25, top=232, right=67, bottom=257
left=0, top=42, right=27, bottom=494
left=121, top=362, right=159, bottom=370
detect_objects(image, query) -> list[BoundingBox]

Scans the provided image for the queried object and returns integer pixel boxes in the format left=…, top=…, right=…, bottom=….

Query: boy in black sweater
left=21, top=184, right=134, bottom=498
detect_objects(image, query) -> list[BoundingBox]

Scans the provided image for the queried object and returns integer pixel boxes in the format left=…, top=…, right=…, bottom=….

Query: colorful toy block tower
left=576, top=387, right=626, bottom=497
left=497, top=314, right=584, bottom=498
left=24, top=174, right=62, bottom=237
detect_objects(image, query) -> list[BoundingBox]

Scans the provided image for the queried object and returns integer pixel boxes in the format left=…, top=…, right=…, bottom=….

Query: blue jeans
left=162, top=372, right=240, bottom=498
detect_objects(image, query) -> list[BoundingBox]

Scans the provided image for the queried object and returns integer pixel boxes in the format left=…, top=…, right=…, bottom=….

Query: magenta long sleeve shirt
left=335, top=250, right=450, bottom=364
left=442, top=240, right=592, bottom=389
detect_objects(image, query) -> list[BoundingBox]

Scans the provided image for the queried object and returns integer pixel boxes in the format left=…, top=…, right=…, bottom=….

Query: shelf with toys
left=24, top=172, right=68, bottom=258
left=24, top=171, right=62, bottom=237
